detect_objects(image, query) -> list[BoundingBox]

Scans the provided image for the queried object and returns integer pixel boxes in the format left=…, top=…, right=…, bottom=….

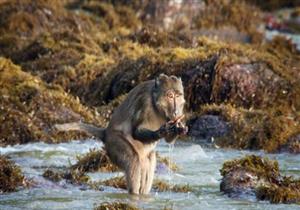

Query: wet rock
left=0, top=155, right=24, bottom=193
left=187, top=115, right=231, bottom=139
left=220, top=155, right=300, bottom=204
left=213, top=62, right=291, bottom=109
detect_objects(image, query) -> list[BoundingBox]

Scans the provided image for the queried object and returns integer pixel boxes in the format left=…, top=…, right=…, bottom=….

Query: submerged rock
left=0, top=155, right=24, bottom=193
left=220, top=155, right=300, bottom=204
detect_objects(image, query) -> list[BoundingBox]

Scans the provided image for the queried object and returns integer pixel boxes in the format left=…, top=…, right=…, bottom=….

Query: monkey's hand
left=157, top=121, right=188, bottom=140
left=174, top=121, right=188, bottom=136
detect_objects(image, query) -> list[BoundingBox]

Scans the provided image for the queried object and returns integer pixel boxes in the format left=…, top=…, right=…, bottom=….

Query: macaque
left=55, top=74, right=187, bottom=195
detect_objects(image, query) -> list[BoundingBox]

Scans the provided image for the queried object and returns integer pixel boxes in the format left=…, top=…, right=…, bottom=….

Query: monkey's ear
left=155, top=73, right=168, bottom=88
left=170, top=75, right=182, bottom=83
left=158, top=73, right=168, bottom=81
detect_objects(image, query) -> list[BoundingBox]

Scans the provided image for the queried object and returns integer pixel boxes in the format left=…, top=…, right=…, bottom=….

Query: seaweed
left=94, top=176, right=192, bottom=193
left=70, top=148, right=119, bottom=173
left=221, top=155, right=300, bottom=204
left=0, top=155, right=24, bottom=193
left=220, top=155, right=279, bottom=180
left=0, top=57, right=104, bottom=146
left=198, top=104, right=299, bottom=152
left=157, top=153, right=179, bottom=172
left=42, top=168, right=90, bottom=185
left=94, top=202, right=139, bottom=210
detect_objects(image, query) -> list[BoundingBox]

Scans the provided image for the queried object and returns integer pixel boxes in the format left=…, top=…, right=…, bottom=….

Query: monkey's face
left=154, top=74, right=185, bottom=121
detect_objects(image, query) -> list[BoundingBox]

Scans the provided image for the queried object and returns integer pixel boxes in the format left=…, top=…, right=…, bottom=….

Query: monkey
left=55, top=74, right=187, bottom=195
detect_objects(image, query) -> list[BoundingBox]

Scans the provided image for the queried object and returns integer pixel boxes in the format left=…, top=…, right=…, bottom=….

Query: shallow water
left=1, top=139, right=300, bottom=210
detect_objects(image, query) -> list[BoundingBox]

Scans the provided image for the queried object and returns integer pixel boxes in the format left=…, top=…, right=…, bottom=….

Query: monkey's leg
left=139, top=156, right=150, bottom=194
left=105, top=133, right=142, bottom=195
left=126, top=157, right=142, bottom=195
left=143, top=151, right=156, bottom=194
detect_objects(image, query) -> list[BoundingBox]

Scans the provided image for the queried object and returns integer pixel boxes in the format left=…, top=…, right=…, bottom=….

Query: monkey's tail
left=54, top=122, right=105, bottom=141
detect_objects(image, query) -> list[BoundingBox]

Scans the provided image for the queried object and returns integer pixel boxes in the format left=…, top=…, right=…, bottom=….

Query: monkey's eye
left=166, top=91, right=174, bottom=99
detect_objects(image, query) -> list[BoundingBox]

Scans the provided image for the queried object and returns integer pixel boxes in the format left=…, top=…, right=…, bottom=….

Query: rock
left=212, top=62, right=291, bottom=109
left=187, top=114, right=231, bottom=140
left=220, top=155, right=300, bottom=204
left=193, top=104, right=299, bottom=152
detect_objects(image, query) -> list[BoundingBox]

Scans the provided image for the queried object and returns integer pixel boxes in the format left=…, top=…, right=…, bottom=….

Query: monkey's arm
left=132, top=122, right=186, bottom=144
left=132, top=127, right=161, bottom=143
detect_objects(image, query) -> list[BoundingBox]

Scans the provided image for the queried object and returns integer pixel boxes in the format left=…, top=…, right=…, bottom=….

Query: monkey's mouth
left=169, top=114, right=184, bottom=123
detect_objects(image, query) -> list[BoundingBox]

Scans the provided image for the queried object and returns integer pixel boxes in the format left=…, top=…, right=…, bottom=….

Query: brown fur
left=55, top=74, right=186, bottom=194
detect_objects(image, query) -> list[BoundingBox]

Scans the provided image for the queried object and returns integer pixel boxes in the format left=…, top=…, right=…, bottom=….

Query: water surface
left=1, top=140, right=300, bottom=210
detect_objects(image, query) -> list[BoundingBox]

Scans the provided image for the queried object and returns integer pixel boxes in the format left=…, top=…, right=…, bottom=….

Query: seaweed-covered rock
left=70, top=148, right=119, bottom=173
left=0, top=57, right=105, bottom=145
left=94, top=202, right=139, bottom=210
left=220, top=155, right=300, bottom=204
left=212, top=62, right=291, bottom=108
left=0, top=155, right=24, bottom=193
left=42, top=168, right=89, bottom=185
left=192, top=104, right=299, bottom=152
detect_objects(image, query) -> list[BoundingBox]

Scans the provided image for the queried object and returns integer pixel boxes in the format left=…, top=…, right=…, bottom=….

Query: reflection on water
left=1, top=139, right=300, bottom=210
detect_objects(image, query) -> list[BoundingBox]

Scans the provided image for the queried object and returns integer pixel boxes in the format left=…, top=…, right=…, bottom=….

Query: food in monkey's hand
left=158, top=115, right=188, bottom=142
left=169, top=115, right=188, bottom=136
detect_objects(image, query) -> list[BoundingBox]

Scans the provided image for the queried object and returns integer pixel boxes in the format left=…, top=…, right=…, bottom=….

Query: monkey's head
left=153, top=74, right=185, bottom=121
